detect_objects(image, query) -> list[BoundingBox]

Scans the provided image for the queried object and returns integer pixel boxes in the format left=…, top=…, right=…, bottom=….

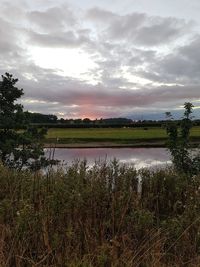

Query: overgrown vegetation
left=1, top=161, right=200, bottom=266
left=166, top=102, right=200, bottom=175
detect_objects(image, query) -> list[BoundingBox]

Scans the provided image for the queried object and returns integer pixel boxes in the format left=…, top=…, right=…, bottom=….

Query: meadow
left=1, top=161, right=200, bottom=266
left=46, top=126, right=200, bottom=146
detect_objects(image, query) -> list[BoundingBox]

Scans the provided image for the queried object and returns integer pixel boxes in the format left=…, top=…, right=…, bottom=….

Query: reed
left=1, top=161, right=200, bottom=266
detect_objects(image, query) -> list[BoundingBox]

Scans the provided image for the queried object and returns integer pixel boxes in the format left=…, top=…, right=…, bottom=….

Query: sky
left=1, top=0, right=200, bottom=119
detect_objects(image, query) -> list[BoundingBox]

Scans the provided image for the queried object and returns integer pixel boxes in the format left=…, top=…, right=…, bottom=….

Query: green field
left=45, top=126, right=200, bottom=146
left=47, top=127, right=166, bottom=139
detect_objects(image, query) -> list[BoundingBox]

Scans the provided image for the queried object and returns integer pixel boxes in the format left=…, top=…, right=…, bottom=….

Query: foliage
left=165, top=102, right=200, bottom=175
left=25, top=111, right=58, bottom=123
left=1, top=162, right=200, bottom=266
left=0, top=73, right=48, bottom=170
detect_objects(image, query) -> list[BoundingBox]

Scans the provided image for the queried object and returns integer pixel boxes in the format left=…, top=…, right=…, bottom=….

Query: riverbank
left=44, top=139, right=200, bottom=148
left=44, top=141, right=166, bottom=148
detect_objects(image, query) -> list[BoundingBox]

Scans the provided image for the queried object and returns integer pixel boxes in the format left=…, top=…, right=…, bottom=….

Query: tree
left=0, top=73, right=48, bottom=170
left=165, top=102, right=200, bottom=175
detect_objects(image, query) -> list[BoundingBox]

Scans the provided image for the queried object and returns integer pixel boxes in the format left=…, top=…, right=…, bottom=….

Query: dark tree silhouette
left=0, top=73, right=47, bottom=170
left=166, top=102, right=200, bottom=175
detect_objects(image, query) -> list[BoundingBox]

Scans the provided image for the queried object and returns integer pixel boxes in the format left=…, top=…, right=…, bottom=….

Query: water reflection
left=45, top=148, right=171, bottom=169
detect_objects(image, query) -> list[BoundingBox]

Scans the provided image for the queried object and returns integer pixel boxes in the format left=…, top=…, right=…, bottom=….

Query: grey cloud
left=91, top=45, right=158, bottom=87
left=86, top=7, right=118, bottom=23
left=135, top=18, right=186, bottom=45
left=110, top=16, right=192, bottom=46
left=0, top=17, right=29, bottom=74
left=87, top=8, right=192, bottom=46
left=0, top=18, right=20, bottom=54
left=1, top=1, right=28, bottom=21
left=23, top=100, right=77, bottom=117
left=19, top=71, right=200, bottom=109
left=100, top=73, right=135, bottom=88
left=3, top=63, right=199, bottom=118
left=128, top=48, right=157, bottom=67
left=28, top=5, right=77, bottom=32
left=28, top=30, right=80, bottom=47
left=108, top=13, right=146, bottom=40
left=142, top=36, right=200, bottom=84
left=27, top=28, right=93, bottom=48
left=0, top=2, right=93, bottom=51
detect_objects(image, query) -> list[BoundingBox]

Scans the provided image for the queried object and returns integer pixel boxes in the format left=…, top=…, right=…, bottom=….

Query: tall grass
left=1, top=161, right=200, bottom=266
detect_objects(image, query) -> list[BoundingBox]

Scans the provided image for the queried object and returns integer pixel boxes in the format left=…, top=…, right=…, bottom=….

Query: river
left=45, top=147, right=171, bottom=169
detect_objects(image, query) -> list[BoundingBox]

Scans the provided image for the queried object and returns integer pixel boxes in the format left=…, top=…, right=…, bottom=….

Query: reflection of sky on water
left=45, top=148, right=171, bottom=169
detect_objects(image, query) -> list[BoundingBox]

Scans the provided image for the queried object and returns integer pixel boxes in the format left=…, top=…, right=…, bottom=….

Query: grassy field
left=45, top=126, right=200, bottom=146
left=47, top=127, right=166, bottom=139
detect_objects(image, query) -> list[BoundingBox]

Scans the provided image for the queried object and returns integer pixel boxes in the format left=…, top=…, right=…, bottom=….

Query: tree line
left=21, top=112, right=200, bottom=128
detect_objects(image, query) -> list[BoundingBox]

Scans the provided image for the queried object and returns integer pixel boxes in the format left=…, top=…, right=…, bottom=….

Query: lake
left=45, top=147, right=171, bottom=169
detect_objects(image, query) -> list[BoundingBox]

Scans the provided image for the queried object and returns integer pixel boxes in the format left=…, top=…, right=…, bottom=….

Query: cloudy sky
left=1, top=0, right=200, bottom=119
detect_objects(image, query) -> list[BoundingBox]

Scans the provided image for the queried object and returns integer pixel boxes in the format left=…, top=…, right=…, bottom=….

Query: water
left=45, top=147, right=171, bottom=169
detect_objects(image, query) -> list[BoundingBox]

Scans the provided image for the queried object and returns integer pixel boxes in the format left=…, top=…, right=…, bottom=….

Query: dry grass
left=1, top=161, right=200, bottom=266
